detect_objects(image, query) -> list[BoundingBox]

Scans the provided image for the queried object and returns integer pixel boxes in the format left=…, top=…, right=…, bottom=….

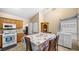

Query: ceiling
left=0, top=8, right=42, bottom=19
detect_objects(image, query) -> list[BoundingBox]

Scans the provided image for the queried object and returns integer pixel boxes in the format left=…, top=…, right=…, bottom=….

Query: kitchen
left=0, top=8, right=78, bottom=51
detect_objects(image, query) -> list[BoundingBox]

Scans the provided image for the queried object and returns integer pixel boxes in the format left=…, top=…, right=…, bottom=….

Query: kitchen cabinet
left=16, top=20, right=23, bottom=29
left=0, top=17, right=23, bottom=29
left=0, top=18, right=4, bottom=23
left=0, top=35, right=2, bottom=48
left=17, top=33, right=24, bottom=42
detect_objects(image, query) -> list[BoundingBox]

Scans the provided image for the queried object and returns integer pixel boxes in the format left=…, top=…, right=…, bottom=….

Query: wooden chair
left=42, top=40, right=50, bottom=51
left=25, top=37, right=32, bottom=51
left=48, top=35, right=59, bottom=51
left=48, top=39, right=56, bottom=51
left=42, top=35, right=59, bottom=51
left=33, top=32, right=38, bottom=34
left=47, top=32, right=52, bottom=33
left=55, top=35, right=59, bottom=51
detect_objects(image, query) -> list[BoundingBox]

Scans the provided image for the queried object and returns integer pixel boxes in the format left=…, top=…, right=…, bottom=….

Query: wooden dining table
left=25, top=32, right=56, bottom=51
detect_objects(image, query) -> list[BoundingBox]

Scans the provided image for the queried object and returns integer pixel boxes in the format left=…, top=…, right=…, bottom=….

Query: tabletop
left=26, top=33, right=56, bottom=46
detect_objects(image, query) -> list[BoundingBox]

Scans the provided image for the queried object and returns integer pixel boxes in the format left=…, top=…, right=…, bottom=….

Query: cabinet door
left=0, top=18, right=4, bottom=29
left=17, top=33, right=23, bottom=42
left=16, top=20, right=23, bottom=29
left=0, top=17, right=5, bottom=23
left=16, top=20, right=18, bottom=28
left=0, top=35, right=2, bottom=48
left=19, top=21, right=23, bottom=28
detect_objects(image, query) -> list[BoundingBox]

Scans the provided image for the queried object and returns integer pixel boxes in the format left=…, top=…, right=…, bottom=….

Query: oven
left=2, top=23, right=17, bottom=48
left=2, top=30, right=17, bottom=48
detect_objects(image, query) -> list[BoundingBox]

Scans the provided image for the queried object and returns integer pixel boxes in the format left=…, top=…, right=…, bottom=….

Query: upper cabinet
left=15, top=20, right=23, bottom=29
left=0, top=17, right=23, bottom=29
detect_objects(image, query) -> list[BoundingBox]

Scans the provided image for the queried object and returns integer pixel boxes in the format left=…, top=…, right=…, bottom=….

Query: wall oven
left=2, top=30, right=17, bottom=48
left=2, top=23, right=17, bottom=48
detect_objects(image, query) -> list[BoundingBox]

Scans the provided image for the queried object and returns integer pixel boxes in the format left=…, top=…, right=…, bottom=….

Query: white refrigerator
left=58, top=16, right=79, bottom=50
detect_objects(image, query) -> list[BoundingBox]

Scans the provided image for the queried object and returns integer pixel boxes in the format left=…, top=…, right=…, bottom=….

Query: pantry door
left=32, top=22, right=39, bottom=33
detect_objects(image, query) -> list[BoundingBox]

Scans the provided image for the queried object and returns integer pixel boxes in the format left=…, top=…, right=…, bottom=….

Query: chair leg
left=26, top=45, right=29, bottom=51
left=26, top=45, right=32, bottom=51
left=56, top=44, right=58, bottom=51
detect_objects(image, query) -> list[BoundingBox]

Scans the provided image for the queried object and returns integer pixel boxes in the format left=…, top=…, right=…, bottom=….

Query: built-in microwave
left=3, top=23, right=16, bottom=29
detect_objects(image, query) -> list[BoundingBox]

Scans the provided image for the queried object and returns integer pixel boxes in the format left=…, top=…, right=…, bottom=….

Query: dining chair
left=47, top=32, right=52, bottom=33
left=48, top=39, right=56, bottom=51
left=55, top=35, right=59, bottom=51
left=49, top=35, right=59, bottom=51
left=33, top=32, right=38, bottom=34
left=24, top=37, right=32, bottom=51
left=42, top=35, right=59, bottom=51
left=42, top=40, right=50, bottom=51
left=48, top=35, right=59, bottom=51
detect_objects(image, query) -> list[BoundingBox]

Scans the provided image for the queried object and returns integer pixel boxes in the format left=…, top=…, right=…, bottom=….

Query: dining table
left=25, top=32, right=56, bottom=51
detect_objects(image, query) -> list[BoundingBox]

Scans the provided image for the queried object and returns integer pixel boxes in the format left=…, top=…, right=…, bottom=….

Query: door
left=32, top=22, right=38, bottom=33
left=28, top=23, right=32, bottom=35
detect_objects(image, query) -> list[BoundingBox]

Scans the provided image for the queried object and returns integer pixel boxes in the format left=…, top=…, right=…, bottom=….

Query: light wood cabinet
left=17, top=33, right=24, bottom=42
left=16, top=20, right=23, bottom=29
left=0, top=35, right=2, bottom=48
left=0, top=17, right=23, bottom=29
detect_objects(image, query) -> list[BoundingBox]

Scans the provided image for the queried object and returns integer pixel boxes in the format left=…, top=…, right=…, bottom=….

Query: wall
left=39, top=12, right=45, bottom=32
left=40, top=8, right=77, bottom=34
left=77, top=8, right=79, bottom=14
left=0, top=12, right=29, bottom=33
left=30, top=13, right=39, bottom=22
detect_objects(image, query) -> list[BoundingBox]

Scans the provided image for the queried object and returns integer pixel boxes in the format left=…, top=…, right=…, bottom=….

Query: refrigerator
left=58, top=15, right=79, bottom=50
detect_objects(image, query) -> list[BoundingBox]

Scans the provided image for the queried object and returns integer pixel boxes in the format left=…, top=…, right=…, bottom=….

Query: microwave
left=3, top=23, right=16, bottom=29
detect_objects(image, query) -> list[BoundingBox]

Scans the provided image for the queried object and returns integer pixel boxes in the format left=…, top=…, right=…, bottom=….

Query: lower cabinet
left=0, top=35, right=2, bottom=48
left=17, top=33, right=24, bottom=42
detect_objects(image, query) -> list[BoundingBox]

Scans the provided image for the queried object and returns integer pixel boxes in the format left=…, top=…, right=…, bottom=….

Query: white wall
left=39, top=8, right=77, bottom=34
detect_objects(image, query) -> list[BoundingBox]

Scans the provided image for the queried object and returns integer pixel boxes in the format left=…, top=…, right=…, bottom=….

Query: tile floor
left=5, top=42, right=72, bottom=51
